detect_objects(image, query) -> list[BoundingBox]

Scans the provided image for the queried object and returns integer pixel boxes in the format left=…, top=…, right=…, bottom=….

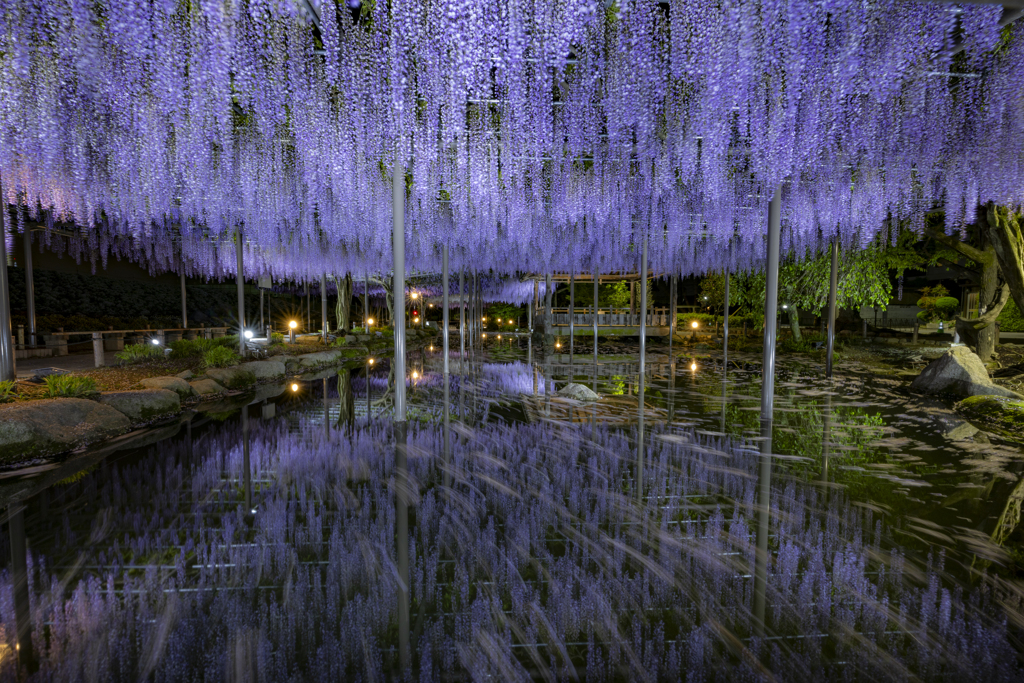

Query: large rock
left=190, top=378, right=227, bottom=395
left=557, top=383, right=600, bottom=402
left=296, top=350, right=342, bottom=368
left=0, top=398, right=131, bottom=464
left=910, top=346, right=1023, bottom=399
left=955, top=395, right=1024, bottom=440
left=95, top=389, right=181, bottom=422
left=239, top=359, right=286, bottom=380
left=204, top=366, right=257, bottom=390
left=141, top=375, right=196, bottom=399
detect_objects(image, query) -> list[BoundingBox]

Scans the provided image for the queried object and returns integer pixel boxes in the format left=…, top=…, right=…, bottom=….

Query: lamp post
left=289, top=320, right=297, bottom=344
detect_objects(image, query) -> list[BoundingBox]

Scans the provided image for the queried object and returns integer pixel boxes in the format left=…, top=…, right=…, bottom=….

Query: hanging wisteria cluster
left=2, top=416, right=1020, bottom=680
left=1, top=0, right=1022, bottom=281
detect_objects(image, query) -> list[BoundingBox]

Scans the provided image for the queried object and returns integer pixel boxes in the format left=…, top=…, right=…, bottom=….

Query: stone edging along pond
left=0, top=346, right=384, bottom=467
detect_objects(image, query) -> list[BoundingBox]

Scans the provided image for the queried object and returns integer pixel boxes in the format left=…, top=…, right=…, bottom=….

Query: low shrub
left=169, top=338, right=218, bottom=358
left=998, top=298, right=1024, bottom=333
left=0, top=380, right=16, bottom=402
left=270, top=332, right=285, bottom=343
left=43, top=374, right=97, bottom=398
left=116, top=343, right=164, bottom=364
left=202, top=346, right=240, bottom=369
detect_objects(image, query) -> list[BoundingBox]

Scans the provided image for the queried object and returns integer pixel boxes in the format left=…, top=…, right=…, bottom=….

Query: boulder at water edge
left=239, top=360, right=287, bottom=380
left=190, top=378, right=227, bottom=395
left=955, top=395, right=1024, bottom=441
left=95, top=389, right=181, bottom=422
left=557, top=383, right=601, bottom=401
left=910, top=346, right=1022, bottom=399
left=141, top=375, right=196, bottom=399
left=0, top=398, right=131, bottom=464
left=204, top=366, right=257, bottom=390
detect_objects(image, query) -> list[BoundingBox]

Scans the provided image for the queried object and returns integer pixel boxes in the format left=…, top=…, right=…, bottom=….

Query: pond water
left=1, top=336, right=1023, bottom=681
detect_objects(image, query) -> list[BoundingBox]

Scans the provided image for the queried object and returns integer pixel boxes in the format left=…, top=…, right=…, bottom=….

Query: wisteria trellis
left=1, top=0, right=1021, bottom=281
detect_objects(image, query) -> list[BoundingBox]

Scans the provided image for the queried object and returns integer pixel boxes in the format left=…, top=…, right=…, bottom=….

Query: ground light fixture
left=290, top=383, right=299, bottom=392
left=150, top=338, right=160, bottom=345
left=412, top=371, right=419, bottom=379
left=366, top=318, right=373, bottom=326
left=244, top=330, right=253, bottom=339
left=367, top=358, right=374, bottom=365
left=414, top=317, right=420, bottom=324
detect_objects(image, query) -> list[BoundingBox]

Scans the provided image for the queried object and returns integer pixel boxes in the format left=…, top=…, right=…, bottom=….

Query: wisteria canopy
left=1, top=0, right=1022, bottom=282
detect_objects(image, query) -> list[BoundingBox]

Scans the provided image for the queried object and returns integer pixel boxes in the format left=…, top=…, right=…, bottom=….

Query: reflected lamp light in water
left=690, top=361, right=697, bottom=371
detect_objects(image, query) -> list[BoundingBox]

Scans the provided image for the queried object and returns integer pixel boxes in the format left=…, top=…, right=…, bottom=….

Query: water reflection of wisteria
left=1, top=415, right=1020, bottom=681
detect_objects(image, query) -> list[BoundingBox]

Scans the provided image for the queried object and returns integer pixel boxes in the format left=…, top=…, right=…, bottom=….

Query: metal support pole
left=392, top=155, right=410, bottom=674
left=761, top=184, right=783, bottom=418
left=321, top=274, right=329, bottom=342
left=569, top=271, right=575, bottom=365
left=635, top=229, right=649, bottom=502
left=235, top=231, right=246, bottom=357
left=365, top=274, right=370, bottom=333
left=92, top=332, right=104, bottom=367
left=0, top=220, right=14, bottom=382
left=723, top=261, right=731, bottom=365
left=259, top=288, right=264, bottom=333
left=545, top=273, right=553, bottom=335
left=443, top=246, right=451, bottom=488
left=24, top=229, right=36, bottom=346
left=180, top=266, right=188, bottom=329
left=460, top=268, right=466, bottom=358
left=593, top=269, right=598, bottom=359
left=825, top=239, right=839, bottom=378
left=668, top=274, right=677, bottom=356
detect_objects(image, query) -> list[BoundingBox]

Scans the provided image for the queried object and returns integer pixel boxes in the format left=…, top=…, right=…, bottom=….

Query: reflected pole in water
left=241, top=407, right=252, bottom=512
left=8, top=504, right=35, bottom=672
left=635, top=229, right=649, bottom=502
left=185, top=416, right=193, bottom=460
left=323, top=377, right=330, bottom=440
left=569, top=270, right=575, bottom=368
left=825, top=238, right=839, bottom=379
left=722, top=256, right=731, bottom=366
left=443, top=246, right=451, bottom=488
left=391, top=153, right=411, bottom=674
left=753, top=183, right=783, bottom=637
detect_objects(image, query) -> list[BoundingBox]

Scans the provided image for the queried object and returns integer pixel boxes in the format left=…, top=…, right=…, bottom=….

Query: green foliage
left=0, top=380, right=16, bottom=402
left=43, top=374, right=97, bottom=398
left=916, top=285, right=959, bottom=323
left=202, top=346, right=240, bottom=369
left=998, top=298, right=1024, bottom=332
left=605, top=281, right=631, bottom=308
left=734, top=228, right=924, bottom=317
left=698, top=273, right=737, bottom=311
left=169, top=338, right=218, bottom=358
left=677, top=312, right=759, bottom=329
left=271, top=332, right=285, bottom=343
left=484, top=303, right=523, bottom=329
left=116, top=343, right=164, bottom=364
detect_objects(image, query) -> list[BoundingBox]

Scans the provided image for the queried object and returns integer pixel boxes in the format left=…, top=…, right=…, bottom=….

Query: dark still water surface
left=2, top=337, right=1023, bottom=681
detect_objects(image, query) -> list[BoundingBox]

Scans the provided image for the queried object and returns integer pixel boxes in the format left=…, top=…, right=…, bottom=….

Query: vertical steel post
left=544, top=273, right=553, bottom=335
left=636, top=229, right=648, bottom=502
left=235, top=231, right=246, bottom=357
left=259, top=288, right=264, bottom=333
left=460, top=268, right=466, bottom=358
left=365, top=274, right=370, bottom=333
left=180, top=265, right=188, bottom=329
left=92, top=332, right=104, bottom=367
left=753, top=183, right=782, bottom=637
left=668, top=274, right=677, bottom=356
left=392, top=155, right=410, bottom=674
left=593, top=269, right=599, bottom=359
left=569, top=271, right=575, bottom=366
left=0, top=220, right=14, bottom=382
left=25, top=229, right=36, bottom=346
left=825, top=239, right=839, bottom=378
left=443, top=246, right=451, bottom=488
left=761, top=184, right=783, bottom=418
left=321, top=273, right=329, bottom=342
left=722, top=261, right=730, bottom=363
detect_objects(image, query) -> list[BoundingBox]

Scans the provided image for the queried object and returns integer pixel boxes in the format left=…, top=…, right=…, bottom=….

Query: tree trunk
left=787, top=305, right=802, bottom=341
left=335, top=367, right=355, bottom=431
left=956, top=283, right=1010, bottom=360
left=333, top=274, right=353, bottom=333
left=987, top=204, right=1024, bottom=317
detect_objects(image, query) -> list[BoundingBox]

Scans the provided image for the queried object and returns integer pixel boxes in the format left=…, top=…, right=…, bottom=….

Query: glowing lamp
left=289, top=321, right=297, bottom=329
left=690, top=362, right=697, bottom=371
left=243, top=330, right=253, bottom=339
left=691, top=321, right=699, bottom=329
left=151, top=338, right=160, bottom=345
left=411, top=292, right=418, bottom=299
left=412, top=371, right=419, bottom=379
left=414, top=317, right=420, bottom=323
left=368, top=358, right=374, bottom=365
left=290, top=383, right=299, bottom=392
left=367, top=318, right=374, bottom=325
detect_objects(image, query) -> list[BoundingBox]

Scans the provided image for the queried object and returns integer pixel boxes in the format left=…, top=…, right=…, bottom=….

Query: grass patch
left=44, top=374, right=98, bottom=398
left=202, top=346, right=240, bottom=369
left=116, top=343, right=163, bottom=364
left=169, top=338, right=218, bottom=358
left=0, top=380, right=15, bottom=403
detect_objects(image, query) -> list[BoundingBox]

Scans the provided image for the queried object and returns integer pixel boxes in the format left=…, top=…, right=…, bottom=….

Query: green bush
left=0, top=380, right=16, bottom=403
left=998, top=298, right=1024, bottom=333
left=169, top=338, right=218, bottom=358
left=213, top=335, right=240, bottom=349
left=43, top=374, right=97, bottom=398
left=270, top=332, right=285, bottom=343
left=116, top=343, right=164, bottom=364
left=916, top=285, right=959, bottom=324
left=202, top=346, right=240, bottom=369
